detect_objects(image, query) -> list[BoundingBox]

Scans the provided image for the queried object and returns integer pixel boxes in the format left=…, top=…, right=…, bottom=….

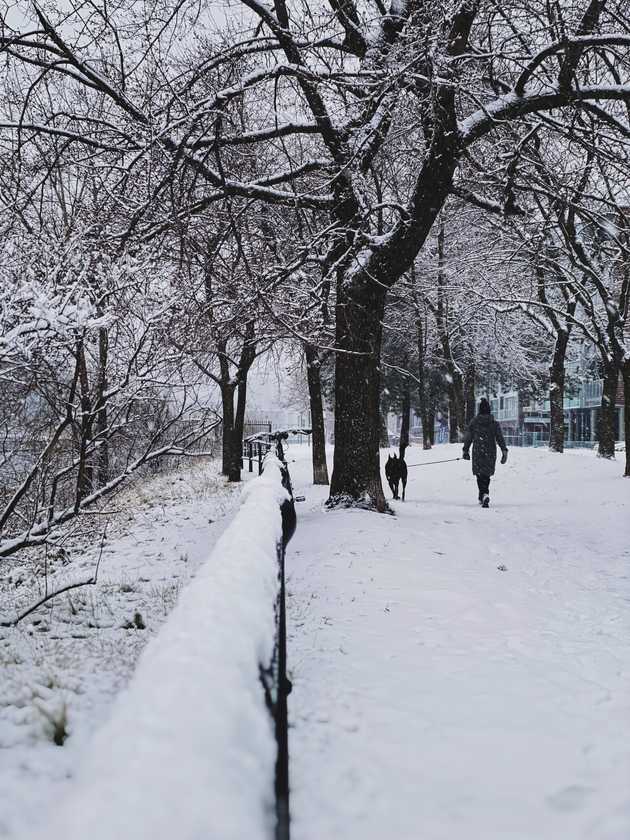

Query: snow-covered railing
left=26, top=451, right=296, bottom=840
left=244, top=428, right=312, bottom=475
left=261, top=440, right=296, bottom=840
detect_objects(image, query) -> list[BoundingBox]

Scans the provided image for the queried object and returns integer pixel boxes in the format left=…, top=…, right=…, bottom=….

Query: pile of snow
left=24, top=456, right=290, bottom=840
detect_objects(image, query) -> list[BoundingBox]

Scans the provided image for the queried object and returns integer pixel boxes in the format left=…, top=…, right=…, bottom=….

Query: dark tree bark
left=94, top=326, right=109, bottom=487
left=427, top=408, right=436, bottom=446
left=379, top=404, right=390, bottom=448
left=432, top=223, right=465, bottom=440
left=451, top=372, right=465, bottom=438
left=216, top=321, right=257, bottom=483
left=231, top=378, right=248, bottom=482
left=75, top=343, right=93, bottom=503
left=531, top=261, right=576, bottom=455
left=464, top=361, right=476, bottom=424
left=448, top=384, right=459, bottom=443
left=305, top=343, right=329, bottom=485
left=330, top=281, right=387, bottom=510
left=619, top=227, right=629, bottom=476
left=622, top=361, right=630, bottom=477
left=549, top=330, right=570, bottom=453
left=416, top=315, right=432, bottom=450
left=220, top=378, right=250, bottom=482
left=399, top=371, right=411, bottom=461
left=220, top=382, right=236, bottom=478
left=598, top=365, right=618, bottom=459
left=427, top=370, right=441, bottom=447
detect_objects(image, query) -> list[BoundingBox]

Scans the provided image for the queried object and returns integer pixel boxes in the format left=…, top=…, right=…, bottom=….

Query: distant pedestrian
left=462, top=398, right=508, bottom=508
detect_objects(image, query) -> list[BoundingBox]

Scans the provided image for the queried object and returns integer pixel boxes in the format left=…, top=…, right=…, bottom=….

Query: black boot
left=477, top=476, right=490, bottom=506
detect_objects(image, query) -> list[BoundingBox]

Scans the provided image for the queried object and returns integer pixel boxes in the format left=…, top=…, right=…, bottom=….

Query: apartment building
left=483, top=377, right=625, bottom=446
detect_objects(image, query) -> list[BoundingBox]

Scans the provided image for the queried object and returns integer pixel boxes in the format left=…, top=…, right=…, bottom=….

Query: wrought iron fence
left=258, top=433, right=296, bottom=840
left=243, top=419, right=272, bottom=439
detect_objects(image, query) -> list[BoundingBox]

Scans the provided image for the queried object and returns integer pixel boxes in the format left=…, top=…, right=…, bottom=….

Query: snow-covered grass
left=6, top=455, right=289, bottom=840
left=287, top=443, right=630, bottom=840
left=0, top=457, right=242, bottom=839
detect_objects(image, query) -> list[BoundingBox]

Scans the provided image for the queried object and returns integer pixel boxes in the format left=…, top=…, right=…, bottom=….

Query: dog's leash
left=404, top=457, right=461, bottom=468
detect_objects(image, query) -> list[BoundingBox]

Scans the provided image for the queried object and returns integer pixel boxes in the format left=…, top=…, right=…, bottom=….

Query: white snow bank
left=26, top=456, right=290, bottom=840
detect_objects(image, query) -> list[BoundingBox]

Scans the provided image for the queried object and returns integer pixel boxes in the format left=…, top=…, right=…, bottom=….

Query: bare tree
left=0, top=229, right=218, bottom=559
left=1, top=0, right=629, bottom=507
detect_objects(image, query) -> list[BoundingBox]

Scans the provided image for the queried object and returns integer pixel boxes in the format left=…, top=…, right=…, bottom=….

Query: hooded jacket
left=463, top=412, right=508, bottom=476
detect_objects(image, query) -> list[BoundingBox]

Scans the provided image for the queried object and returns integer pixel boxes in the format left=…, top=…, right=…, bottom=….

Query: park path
left=286, top=444, right=630, bottom=840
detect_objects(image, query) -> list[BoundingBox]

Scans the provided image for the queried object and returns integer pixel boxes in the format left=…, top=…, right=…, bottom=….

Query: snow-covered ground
left=18, top=455, right=290, bottom=840
left=0, top=459, right=243, bottom=839
left=287, top=443, right=630, bottom=840
left=2, top=442, right=628, bottom=840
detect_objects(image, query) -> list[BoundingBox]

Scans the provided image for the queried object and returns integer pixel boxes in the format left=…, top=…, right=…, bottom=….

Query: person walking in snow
left=462, top=398, right=508, bottom=508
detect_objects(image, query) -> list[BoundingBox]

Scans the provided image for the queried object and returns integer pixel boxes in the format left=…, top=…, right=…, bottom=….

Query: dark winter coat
left=462, top=414, right=507, bottom=476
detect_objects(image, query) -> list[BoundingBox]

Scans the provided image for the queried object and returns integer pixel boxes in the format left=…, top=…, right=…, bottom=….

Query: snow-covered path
left=287, top=445, right=630, bottom=840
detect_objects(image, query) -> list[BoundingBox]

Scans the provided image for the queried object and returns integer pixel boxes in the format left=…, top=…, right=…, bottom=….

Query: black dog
left=385, top=453, right=407, bottom=501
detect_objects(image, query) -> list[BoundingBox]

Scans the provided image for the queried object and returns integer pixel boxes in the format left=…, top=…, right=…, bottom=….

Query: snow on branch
left=459, top=85, right=630, bottom=146
left=514, top=35, right=630, bottom=97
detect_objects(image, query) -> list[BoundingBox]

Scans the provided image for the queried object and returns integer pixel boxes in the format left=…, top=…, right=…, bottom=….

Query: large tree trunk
left=379, top=403, right=390, bottom=448
left=220, top=385, right=236, bottom=478
left=305, top=343, right=329, bottom=485
left=598, top=365, right=618, bottom=459
left=448, top=384, right=459, bottom=443
left=549, top=330, right=569, bottom=454
left=399, top=373, right=411, bottom=461
left=452, top=371, right=466, bottom=437
left=427, top=408, right=435, bottom=446
left=220, top=366, right=253, bottom=483
left=427, top=372, right=439, bottom=447
left=228, top=378, right=248, bottom=482
left=328, top=94, right=459, bottom=506
left=416, top=317, right=432, bottom=450
left=329, top=282, right=386, bottom=510
left=622, top=361, right=630, bottom=477
left=445, top=369, right=465, bottom=442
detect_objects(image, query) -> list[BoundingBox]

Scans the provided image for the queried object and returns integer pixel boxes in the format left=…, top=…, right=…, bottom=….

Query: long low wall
left=28, top=456, right=291, bottom=840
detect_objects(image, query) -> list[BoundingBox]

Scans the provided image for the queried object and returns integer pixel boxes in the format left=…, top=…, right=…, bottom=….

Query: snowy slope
left=287, top=444, right=630, bottom=840
left=0, top=460, right=242, bottom=839
left=18, top=456, right=289, bottom=840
